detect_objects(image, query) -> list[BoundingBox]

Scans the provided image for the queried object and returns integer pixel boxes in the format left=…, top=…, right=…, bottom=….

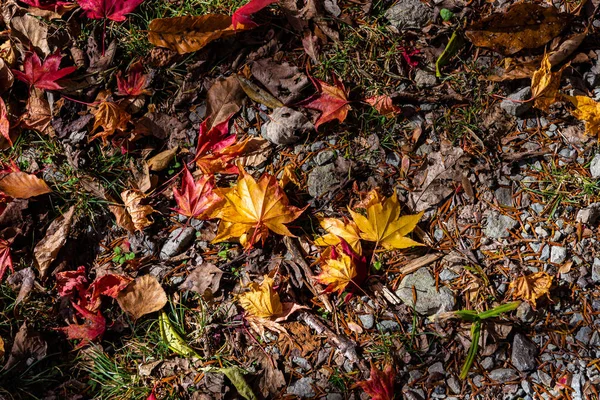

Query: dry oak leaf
left=116, top=274, right=168, bottom=320
left=90, top=100, right=130, bottom=142
left=57, top=302, right=105, bottom=348
left=300, top=75, right=351, bottom=129
left=173, top=165, right=222, bottom=219
left=564, top=95, right=600, bottom=137
left=12, top=51, right=76, bottom=91
left=465, top=3, right=569, bottom=55
left=509, top=272, right=552, bottom=306
left=34, top=205, right=75, bottom=277
left=314, top=217, right=362, bottom=254
left=148, top=15, right=238, bottom=55
left=349, top=190, right=423, bottom=250
left=238, top=275, right=282, bottom=318
left=531, top=52, right=565, bottom=111
left=0, top=171, right=51, bottom=198
left=77, top=0, right=144, bottom=21
left=365, top=95, right=400, bottom=118
left=212, top=168, right=305, bottom=249
left=121, top=189, right=153, bottom=231
left=356, top=364, right=395, bottom=400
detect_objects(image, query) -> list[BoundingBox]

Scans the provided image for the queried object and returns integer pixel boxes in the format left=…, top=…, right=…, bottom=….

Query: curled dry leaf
left=116, top=274, right=168, bottom=320
left=0, top=171, right=51, bottom=198
left=465, top=3, right=569, bottom=55
left=147, top=146, right=177, bottom=171
left=564, top=95, right=600, bottom=137
left=121, top=189, right=153, bottom=231
left=238, top=275, right=282, bottom=318
left=34, top=206, right=75, bottom=277
left=0, top=98, right=10, bottom=146
left=509, top=272, right=552, bottom=306
left=148, top=15, right=238, bottom=55
left=90, top=100, right=131, bottom=142
left=531, top=53, right=565, bottom=111
left=0, top=238, right=13, bottom=281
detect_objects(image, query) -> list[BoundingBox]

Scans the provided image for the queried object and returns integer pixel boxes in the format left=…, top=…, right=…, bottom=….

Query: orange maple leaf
left=173, top=165, right=222, bottom=219
left=300, top=76, right=351, bottom=129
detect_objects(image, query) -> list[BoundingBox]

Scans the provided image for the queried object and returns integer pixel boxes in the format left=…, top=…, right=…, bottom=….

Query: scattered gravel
left=500, top=87, right=532, bottom=116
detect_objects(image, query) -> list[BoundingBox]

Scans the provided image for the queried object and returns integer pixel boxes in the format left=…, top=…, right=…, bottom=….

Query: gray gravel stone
left=517, top=302, right=535, bottom=323
left=500, top=87, right=532, bottom=116
left=550, top=246, right=567, bottom=264
left=591, top=154, right=600, bottom=178
left=592, top=258, right=600, bottom=283
left=287, top=377, right=315, bottom=398
left=358, top=314, right=374, bottom=329
left=307, top=164, right=340, bottom=197
left=160, top=227, right=195, bottom=260
left=489, top=368, right=519, bottom=382
left=576, top=203, right=600, bottom=224
left=511, top=333, right=538, bottom=372
left=395, top=268, right=455, bottom=315
left=414, top=70, right=437, bottom=88
left=447, top=376, right=461, bottom=394
left=261, top=107, right=313, bottom=145
left=385, top=0, right=433, bottom=29
left=575, top=327, right=593, bottom=345
left=484, top=211, right=518, bottom=238
left=540, top=245, right=550, bottom=261
left=376, top=320, right=400, bottom=333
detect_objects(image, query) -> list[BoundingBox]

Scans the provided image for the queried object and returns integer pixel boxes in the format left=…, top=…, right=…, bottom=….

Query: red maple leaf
left=87, top=273, right=132, bottom=310
left=116, top=60, right=150, bottom=96
left=19, top=0, right=74, bottom=10
left=398, top=47, right=420, bottom=69
left=194, top=116, right=242, bottom=175
left=173, top=165, right=222, bottom=219
left=232, top=0, right=278, bottom=29
left=76, top=0, right=145, bottom=21
left=56, top=266, right=88, bottom=298
left=0, top=239, right=14, bottom=282
left=299, top=76, right=351, bottom=129
left=12, top=51, right=76, bottom=91
left=196, top=117, right=235, bottom=156
left=0, top=98, right=11, bottom=146
left=58, top=302, right=106, bottom=347
left=365, top=95, right=401, bottom=118
left=357, top=364, right=396, bottom=400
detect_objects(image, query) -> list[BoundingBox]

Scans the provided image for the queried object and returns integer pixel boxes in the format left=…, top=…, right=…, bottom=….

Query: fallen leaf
left=213, top=168, right=305, bottom=249
left=148, top=15, right=238, bottom=55
left=365, top=95, right=401, bottom=117
left=509, top=272, right=552, bottom=306
left=173, top=165, right=222, bottom=219
left=108, top=204, right=135, bottom=233
left=56, top=265, right=87, bottom=297
left=299, top=75, right=351, bottom=129
left=90, top=100, right=131, bottom=142
left=232, top=0, right=278, bottom=29
left=121, top=189, right=153, bottom=231
left=12, top=51, right=76, bottom=90
left=77, top=0, right=144, bottom=21
left=548, top=31, right=587, bottom=67
left=117, top=274, right=168, bottom=320
left=88, top=273, right=132, bottom=310
left=531, top=53, right=564, bottom=111
left=317, top=239, right=367, bottom=297
left=238, top=275, right=282, bottom=318
left=206, top=75, right=245, bottom=128
left=0, top=171, right=51, bottom=198
left=147, top=146, right=178, bottom=171
left=179, top=263, right=223, bottom=296
left=314, top=217, right=362, bottom=254
left=349, top=190, right=423, bottom=250
left=0, top=59, right=14, bottom=93
left=116, top=60, right=150, bottom=96
left=356, top=364, right=395, bottom=400
left=158, top=311, right=200, bottom=358
left=0, top=98, right=11, bottom=146
left=237, top=75, right=284, bottom=109
left=34, top=206, right=75, bottom=277
left=251, top=58, right=309, bottom=104
left=19, top=0, right=75, bottom=11
left=20, top=87, right=53, bottom=135
left=8, top=267, right=35, bottom=306
left=0, top=238, right=13, bottom=282
left=8, top=11, right=51, bottom=57
left=4, top=323, right=47, bottom=371
left=58, top=302, right=106, bottom=347
left=218, top=367, right=258, bottom=400
left=564, top=95, right=600, bottom=137
left=465, top=3, right=569, bottom=55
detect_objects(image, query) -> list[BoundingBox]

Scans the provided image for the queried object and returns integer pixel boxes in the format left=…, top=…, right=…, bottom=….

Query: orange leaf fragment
left=365, top=95, right=400, bottom=118
left=509, top=272, right=552, bottom=306
left=90, top=100, right=130, bottom=142
left=121, top=189, right=153, bottom=231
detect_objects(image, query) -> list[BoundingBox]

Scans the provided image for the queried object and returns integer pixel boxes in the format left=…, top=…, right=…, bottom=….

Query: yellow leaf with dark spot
left=238, top=275, right=282, bottom=318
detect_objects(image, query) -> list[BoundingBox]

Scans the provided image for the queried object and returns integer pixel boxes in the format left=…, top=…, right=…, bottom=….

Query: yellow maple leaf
left=348, top=191, right=423, bottom=250
left=314, top=217, right=362, bottom=254
left=509, top=272, right=552, bottom=306
left=238, top=275, right=282, bottom=318
left=316, top=252, right=357, bottom=295
left=564, top=95, right=600, bottom=137
left=212, top=168, right=305, bottom=248
left=531, top=53, right=564, bottom=111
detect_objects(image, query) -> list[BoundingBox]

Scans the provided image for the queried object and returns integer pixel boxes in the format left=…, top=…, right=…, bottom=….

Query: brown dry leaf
left=130, top=159, right=153, bottom=193
left=564, top=95, right=600, bottom=137
left=8, top=8, right=51, bottom=56
left=0, top=171, right=51, bottom=198
left=206, top=75, right=245, bottom=128
left=548, top=31, right=587, bottom=66
left=234, top=137, right=271, bottom=168
left=90, top=101, right=131, bottom=142
left=20, top=87, right=53, bottom=135
left=121, top=189, right=153, bottom=231
left=0, top=58, right=14, bottom=93
left=531, top=53, right=565, bottom=111
left=147, top=15, right=238, bottom=55
left=108, top=204, right=135, bottom=233
left=465, top=3, right=569, bottom=55
left=116, top=275, right=168, bottom=320
left=147, top=146, right=178, bottom=171
left=4, top=322, right=47, bottom=371
left=238, top=275, right=282, bottom=318
left=179, top=263, right=223, bottom=297
left=0, top=41, right=16, bottom=66
left=237, top=75, right=284, bottom=109
left=509, top=272, right=552, bottom=306
left=34, top=206, right=75, bottom=277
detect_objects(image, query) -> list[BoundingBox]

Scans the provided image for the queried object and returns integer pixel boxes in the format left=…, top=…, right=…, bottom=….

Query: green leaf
left=158, top=311, right=201, bottom=358
left=477, top=301, right=520, bottom=320
left=373, top=260, right=382, bottom=271
left=460, top=320, right=481, bottom=379
left=113, top=246, right=122, bottom=255
left=218, top=367, right=258, bottom=400
left=440, top=8, right=454, bottom=21
left=125, top=252, right=136, bottom=261
left=454, top=310, right=479, bottom=322
left=435, top=31, right=465, bottom=78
